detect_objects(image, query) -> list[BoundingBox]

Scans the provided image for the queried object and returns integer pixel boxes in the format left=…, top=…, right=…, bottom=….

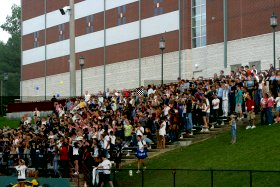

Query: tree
left=0, top=4, right=21, bottom=98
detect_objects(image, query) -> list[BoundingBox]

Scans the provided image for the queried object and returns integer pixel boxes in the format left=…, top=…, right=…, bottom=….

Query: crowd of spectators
left=0, top=64, right=279, bottom=180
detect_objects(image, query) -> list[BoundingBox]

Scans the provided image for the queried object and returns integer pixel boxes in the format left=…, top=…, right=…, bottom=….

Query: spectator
left=212, top=94, right=220, bottom=123
left=95, top=152, right=114, bottom=187
left=222, top=84, right=229, bottom=117
left=246, top=95, right=255, bottom=129
left=158, top=117, right=166, bottom=149
left=136, top=135, right=147, bottom=174
left=229, top=115, right=237, bottom=144
left=235, top=85, right=243, bottom=120
left=267, top=92, right=275, bottom=125
left=260, top=93, right=268, bottom=125
left=16, top=159, right=27, bottom=187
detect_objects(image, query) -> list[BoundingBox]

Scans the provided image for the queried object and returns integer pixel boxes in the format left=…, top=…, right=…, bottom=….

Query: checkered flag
left=135, top=88, right=144, bottom=96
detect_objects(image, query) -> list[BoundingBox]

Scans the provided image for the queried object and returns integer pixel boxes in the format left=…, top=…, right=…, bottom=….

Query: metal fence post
left=172, top=169, right=176, bottom=187
left=142, top=168, right=144, bottom=187
left=113, top=169, right=116, bottom=186
left=211, top=169, right=214, bottom=187
left=250, top=170, right=252, bottom=187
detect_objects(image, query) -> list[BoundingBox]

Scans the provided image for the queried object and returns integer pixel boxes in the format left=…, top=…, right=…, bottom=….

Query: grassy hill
left=0, top=117, right=19, bottom=128
left=115, top=123, right=280, bottom=187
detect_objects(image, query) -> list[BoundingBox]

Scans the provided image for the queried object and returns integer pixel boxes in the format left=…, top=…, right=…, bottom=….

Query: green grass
left=115, top=124, right=280, bottom=187
left=0, top=117, right=20, bottom=128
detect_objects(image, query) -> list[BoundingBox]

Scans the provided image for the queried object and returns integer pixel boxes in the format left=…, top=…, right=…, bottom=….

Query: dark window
left=153, top=0, right=164, bottom=16
left=58, top=24, right=65, bottom=41
left=117, top=5, right=126, bottom=25
left=33, top=32, right=39, bottom=48
left=86, top=15, right=94, bottom=34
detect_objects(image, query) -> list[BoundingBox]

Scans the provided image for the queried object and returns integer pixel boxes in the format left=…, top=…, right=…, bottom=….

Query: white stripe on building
left=22, top=11, right=179, bottom=65
left=22, top=0, right=139, bottom=36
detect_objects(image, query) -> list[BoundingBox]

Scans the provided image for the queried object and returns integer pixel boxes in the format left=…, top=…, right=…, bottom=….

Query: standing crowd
left=0, top=65, right=279, bottom=186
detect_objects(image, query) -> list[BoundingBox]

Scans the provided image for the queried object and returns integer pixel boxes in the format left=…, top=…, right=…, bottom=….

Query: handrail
left=69, top=161, right=80, bottom=187
left=81, top=161, right=91, bottom=186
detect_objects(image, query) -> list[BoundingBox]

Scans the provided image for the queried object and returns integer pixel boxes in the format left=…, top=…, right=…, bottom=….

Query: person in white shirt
left=16, top=159, right=27, bottom=186
left=136, top=135, right=147, bottom=174
left=147, top=86, right=154, bottom=96
left=136, top=123, right=144, bottom=136
left=33, top=107, right=40, bottom=123
left=222, top=84, right=229, bottom=117
left=72, top=141, right=81, bottom=175
left=251, top=65, right=258, bottom=74
left=163, top=103, right=170, bottom=116
left=111, top=101, right=117, bottom=111
left=212, top=94, right=220, bottom=122
left=103, top=132, right=111, bottom=158
left=95, top=152, right=114, bottom=187
left=84, top=91, right=91, bottom=103
left=158, top=118, right=166, bottom=149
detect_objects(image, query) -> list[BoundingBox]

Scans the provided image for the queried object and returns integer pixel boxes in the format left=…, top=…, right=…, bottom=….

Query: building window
left=33, top=32, right=39, bottom=48
left=58, top=24, right=65, bottom=41
left=117, top=5, right=126, bottom=25
left=154, top=0, right=164, bottom=16
left=86, top=15, right=94, bottom=34
left=192, top=0, right=206, bottom=48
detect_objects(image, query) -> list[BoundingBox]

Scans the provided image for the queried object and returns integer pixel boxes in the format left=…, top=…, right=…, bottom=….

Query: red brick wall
left=207, top=0, right=280, bottom=45
left=22, top=30, right=45, bottom=51
left=22, top=0, right=44, bottom=21
left=22, top=0, right=84, bottom=21
left=22, top=61, right=45, bottom=80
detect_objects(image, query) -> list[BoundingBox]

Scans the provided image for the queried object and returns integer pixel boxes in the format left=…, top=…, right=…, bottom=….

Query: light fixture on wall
left=270, top=12, right=278, bottom=69
left=195, top=64, right=198, bottom=68
left=159, top=37, right=166, bottom=86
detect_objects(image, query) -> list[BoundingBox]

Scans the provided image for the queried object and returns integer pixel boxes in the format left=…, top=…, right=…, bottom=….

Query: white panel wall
left=190, top=32, right=280, bottom=78
left=22, top=46, right=45, bottom=65
left=142, top=11, right=179, bottom=38
left=106, top=0, right=138, bottom=10
left=75, top=0, right=104, bottom=20
left=22, top=15, right=45, bottom=36
left=22, top=0, right=139, bottom=36
left=46, top=10, right=70, bottom=28
left=76, top=30, right=105, bottom=53
left=21, top=50, right=189, bottom=101
left=46, top=73, right=70, bottom=97
left=22, top=77, right=45, bottom=101
left=46, top=40, right=69, bottom=60
left=22, top=11, right=179, bottom=65
left=106, top=59, right=139, bottom=90
left=107, top=22, right=139, bottom=46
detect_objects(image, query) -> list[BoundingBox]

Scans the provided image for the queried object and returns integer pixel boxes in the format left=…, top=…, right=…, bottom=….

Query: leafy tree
left=0, top=4, right=21, bottom=97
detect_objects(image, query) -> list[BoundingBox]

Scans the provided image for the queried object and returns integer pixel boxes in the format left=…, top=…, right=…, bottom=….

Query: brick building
left=21, top=0, right=280, bottom=100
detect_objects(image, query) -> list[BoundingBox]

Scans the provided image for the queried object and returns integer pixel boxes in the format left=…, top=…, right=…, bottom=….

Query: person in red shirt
left=60, top=141, right=69, bottom=178
left=245, top=65, right=251, bottom=76
left=246, top=95, right=255, bottom=129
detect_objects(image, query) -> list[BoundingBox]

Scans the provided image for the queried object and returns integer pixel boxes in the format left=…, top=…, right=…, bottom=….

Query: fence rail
left=106, top=168, right=280, bottom=187
left=1, top=153, right=280, bottom=187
